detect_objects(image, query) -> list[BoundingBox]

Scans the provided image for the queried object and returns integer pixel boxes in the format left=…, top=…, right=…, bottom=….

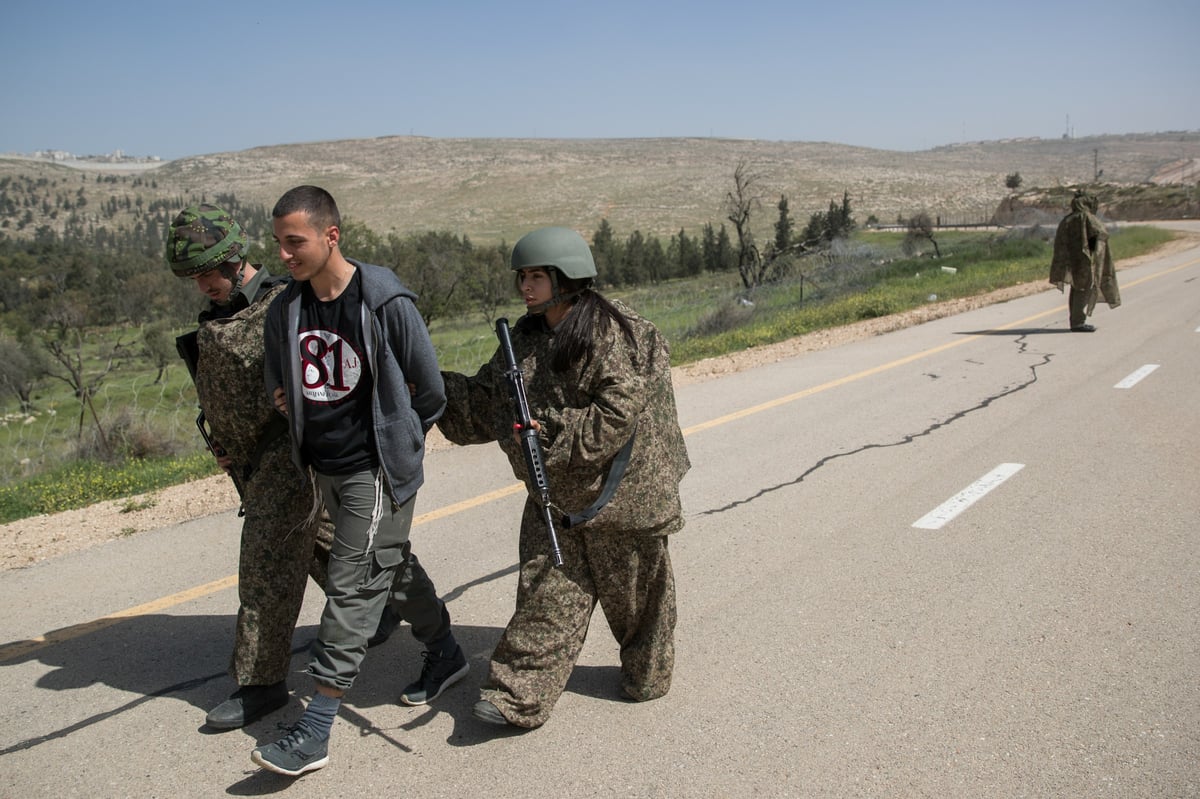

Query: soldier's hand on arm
left=209, top=439, right=233, bottom=472
left=272, top=387, right=288, bottom=416
left=512, top=418, right=543, bottom=445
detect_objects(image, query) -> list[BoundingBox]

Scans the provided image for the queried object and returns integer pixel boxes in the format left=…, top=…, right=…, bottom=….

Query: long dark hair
left=545, top=275, right=636, bottom=373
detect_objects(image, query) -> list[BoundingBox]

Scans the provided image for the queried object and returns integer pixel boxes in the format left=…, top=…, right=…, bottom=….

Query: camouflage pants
left=230, top=443, right=332, bottom=686
left=1068, top=285, right=1095, bottom=328
left=481, top=501, right=677, bottom=728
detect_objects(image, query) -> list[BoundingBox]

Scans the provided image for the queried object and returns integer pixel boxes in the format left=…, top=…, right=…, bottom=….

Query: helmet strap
left=526, top=269, right=588, bottom=315
left=215, top=260, right=246, bottom=305
left=528, top=289, right=583, bottom=316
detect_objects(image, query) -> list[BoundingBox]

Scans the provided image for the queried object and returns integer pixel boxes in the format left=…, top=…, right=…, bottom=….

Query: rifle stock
left=495, top=318, right=564, bottom=567
left=195, top=411, right=245, bottom=501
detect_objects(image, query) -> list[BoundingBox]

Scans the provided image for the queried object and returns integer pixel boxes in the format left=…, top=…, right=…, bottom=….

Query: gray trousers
left=307, top=468, right=450, bottom=691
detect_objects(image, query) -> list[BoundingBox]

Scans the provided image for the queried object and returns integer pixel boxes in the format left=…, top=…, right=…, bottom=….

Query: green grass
left=0, top=451, right=219, bottom=524
left=0, top=323, right=202, bottom=483
left=667, top=226, right=1171, bottom=363
left=0, top=226, right=1175, bottom=523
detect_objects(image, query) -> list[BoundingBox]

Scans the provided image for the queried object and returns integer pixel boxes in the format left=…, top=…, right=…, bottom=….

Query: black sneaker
left=251, top=723, right=329, bottom=777
left=399, top=645, right=469, bottom=705
left=205, top=682, right=289, bottom=730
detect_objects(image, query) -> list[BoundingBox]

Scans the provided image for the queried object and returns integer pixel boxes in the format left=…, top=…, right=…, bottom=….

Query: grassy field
left=0, top=225, right=1175, bottom=523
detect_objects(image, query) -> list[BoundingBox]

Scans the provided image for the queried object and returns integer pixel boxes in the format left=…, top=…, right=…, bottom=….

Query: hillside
left=3, top=131, right=1198, bottom=245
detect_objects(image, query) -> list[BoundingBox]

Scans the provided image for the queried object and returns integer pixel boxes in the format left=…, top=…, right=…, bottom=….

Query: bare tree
left=725, top=162, right=825, bottom=290
left=904, top=212, right=942, bottom=258
left=725, top=161, right=766, bottom=290
left=39, top=302, right=124, bottom=454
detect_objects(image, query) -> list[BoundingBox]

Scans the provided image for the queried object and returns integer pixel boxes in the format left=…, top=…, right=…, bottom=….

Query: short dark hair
left=272, top=185, right=341, bottom=232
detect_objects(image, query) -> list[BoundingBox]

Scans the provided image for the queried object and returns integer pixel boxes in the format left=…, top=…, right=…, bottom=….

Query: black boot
left=205, top=682, right=288, bottom=730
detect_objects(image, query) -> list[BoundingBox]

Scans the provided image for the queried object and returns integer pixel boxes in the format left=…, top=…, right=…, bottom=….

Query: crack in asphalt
left=698, top=336, right=1050, bottom=516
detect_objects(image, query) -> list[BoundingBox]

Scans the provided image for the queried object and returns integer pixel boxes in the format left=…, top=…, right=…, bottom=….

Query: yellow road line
left=4, top=256, right=1195, bottom=664
left=0, top=575, right=237, bottom=663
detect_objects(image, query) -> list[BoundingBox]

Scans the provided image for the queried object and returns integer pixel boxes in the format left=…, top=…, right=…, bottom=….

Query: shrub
left=687, top=300, right=755, bottom=338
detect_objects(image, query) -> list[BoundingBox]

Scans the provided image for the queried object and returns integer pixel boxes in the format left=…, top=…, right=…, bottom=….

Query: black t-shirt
left=297, top=270, right=376, bottom=474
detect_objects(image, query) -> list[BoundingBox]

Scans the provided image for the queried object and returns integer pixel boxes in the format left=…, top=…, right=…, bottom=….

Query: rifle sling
left=561, top=423, right=637, bottom=529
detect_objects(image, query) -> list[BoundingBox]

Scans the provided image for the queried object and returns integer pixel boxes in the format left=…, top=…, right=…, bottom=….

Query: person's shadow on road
left=0, top=565, right=520, bottom=761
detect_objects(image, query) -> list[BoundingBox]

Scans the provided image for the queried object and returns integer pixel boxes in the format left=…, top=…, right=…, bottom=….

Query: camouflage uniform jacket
left=439, top=299, right=690, bottom=537
left=194, top=270, right=290, bottom=474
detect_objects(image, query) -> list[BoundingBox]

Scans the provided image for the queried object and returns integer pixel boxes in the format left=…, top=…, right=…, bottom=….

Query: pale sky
left=3, top=0, right=1197, bottom=160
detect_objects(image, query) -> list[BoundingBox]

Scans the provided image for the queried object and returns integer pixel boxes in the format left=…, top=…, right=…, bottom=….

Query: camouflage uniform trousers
left=231, top=439, right=333, bottom=686
left=481, top=500, right=677, bottom=728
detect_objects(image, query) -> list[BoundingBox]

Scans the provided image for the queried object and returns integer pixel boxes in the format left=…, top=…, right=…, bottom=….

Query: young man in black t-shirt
left=256, top=186, right=466, bottom=777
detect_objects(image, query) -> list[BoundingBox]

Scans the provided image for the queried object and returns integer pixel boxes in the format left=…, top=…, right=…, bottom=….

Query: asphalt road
left=2, top=225, right=1197, bottom=798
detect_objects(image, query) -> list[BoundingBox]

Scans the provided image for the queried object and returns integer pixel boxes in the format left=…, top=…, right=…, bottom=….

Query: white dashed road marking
left=1114, top=364, right=1160, bottom=389
left=912, top=463, right=1025, bottom=530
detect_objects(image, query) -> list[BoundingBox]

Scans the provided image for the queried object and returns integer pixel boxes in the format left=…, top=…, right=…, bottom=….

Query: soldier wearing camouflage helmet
left=437, top=225, right=691, bottom=729
left=167, top=202, right=392, bottom=733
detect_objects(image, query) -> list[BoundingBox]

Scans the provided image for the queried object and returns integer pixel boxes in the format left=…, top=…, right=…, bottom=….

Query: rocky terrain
left=4, top=132, right=1198, bottom=245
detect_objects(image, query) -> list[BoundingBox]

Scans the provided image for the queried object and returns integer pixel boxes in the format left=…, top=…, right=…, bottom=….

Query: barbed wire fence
left=1, top=372, right=202, bottom=483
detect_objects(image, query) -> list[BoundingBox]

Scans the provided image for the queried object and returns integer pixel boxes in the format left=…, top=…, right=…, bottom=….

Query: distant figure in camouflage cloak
left=167, top=204, right=348, bottom=732
left=438, top=226, right=691, bottom=729
left=1050, top=191, right=1121, bottom=332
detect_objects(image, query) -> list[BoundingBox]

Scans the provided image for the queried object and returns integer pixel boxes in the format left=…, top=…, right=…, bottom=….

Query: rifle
left=495, top=318, right=563, bottom=567
left=176, top=330, right=246, bottom=504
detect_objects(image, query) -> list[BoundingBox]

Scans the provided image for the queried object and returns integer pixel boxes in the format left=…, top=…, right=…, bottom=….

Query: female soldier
left=437, top=226, right=690, bottom=729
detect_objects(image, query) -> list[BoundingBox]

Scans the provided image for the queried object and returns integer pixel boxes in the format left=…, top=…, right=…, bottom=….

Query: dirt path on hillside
left=3, top=235, right=1194, bottom=571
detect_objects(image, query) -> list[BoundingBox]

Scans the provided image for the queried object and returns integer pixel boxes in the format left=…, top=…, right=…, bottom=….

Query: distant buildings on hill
left=7, top=149, right=163, bottom=166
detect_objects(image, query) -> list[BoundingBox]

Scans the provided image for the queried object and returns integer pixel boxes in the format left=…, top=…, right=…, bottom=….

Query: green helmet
left=166, top=203, right=247, bottom=277
left=510, top=226, right=597, bottom=279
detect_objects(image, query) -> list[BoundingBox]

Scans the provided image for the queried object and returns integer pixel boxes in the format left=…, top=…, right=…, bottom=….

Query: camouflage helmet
left=166, top=203, right=247, bottom=277
left=510, top=226, right=597, bottom=279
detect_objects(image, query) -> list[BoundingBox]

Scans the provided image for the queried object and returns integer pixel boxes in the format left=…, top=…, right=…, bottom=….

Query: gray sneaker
left=251, top=724, right=329, bottom=777
left=472, top=699, right=512, bottom=726
left=399, top=645, right=469, bottom=705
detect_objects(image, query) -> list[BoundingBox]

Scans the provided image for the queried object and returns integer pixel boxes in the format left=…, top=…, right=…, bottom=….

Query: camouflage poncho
left=191, top=277, right=331, bottom=686
left=439, top=298, right=690, bottom=537
left=195, top=282, right=289, bottom=468
left=1050, top=193, right=1121, bottom=312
